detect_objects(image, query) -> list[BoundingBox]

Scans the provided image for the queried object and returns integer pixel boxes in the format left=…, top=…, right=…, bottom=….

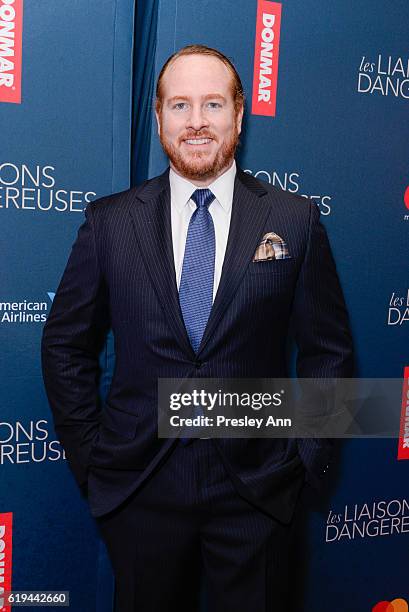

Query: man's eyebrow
left=167, top=96, right=190, bottom=104
left=202, top=94, right=226, bottom=102
left=166, top=94, right=227, bottom=104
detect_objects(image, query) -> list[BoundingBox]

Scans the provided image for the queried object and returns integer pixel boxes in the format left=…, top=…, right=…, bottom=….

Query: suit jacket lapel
left=129, top=166, right=271, bottom=360
left=129, top=169, right=196, bottom=360
left=196, top=168, right=271, bottom=357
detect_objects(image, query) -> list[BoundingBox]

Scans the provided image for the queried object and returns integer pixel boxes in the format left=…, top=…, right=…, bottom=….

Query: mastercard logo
left=404, top=186, right=409, bottom=210
left=373, top=599, right=408, bottom=612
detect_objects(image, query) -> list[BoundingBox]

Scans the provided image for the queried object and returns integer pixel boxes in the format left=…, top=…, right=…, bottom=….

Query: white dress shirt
left=169, top=160, right=236, bottom=302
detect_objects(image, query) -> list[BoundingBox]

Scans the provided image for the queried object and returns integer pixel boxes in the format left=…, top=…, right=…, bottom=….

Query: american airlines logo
left=0, top=512, right=13, bottom=611
left=0, top=0, right=23, bottom=104
left=251, top=0, right=282, bottom=117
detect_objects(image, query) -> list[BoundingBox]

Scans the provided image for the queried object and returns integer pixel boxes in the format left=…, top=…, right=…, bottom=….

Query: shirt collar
left=169, top=159, right=236, bottom=213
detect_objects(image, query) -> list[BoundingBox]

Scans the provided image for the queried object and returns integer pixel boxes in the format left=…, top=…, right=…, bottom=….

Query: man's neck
left=169, top=159, right=235, bottom=188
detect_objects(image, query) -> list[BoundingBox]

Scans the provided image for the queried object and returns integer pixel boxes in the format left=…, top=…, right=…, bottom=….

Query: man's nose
left=186, top=104, right=209, bottom=131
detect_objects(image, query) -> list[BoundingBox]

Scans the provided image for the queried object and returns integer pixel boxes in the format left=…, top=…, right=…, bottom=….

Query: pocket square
left=252, top=232, right=291, bottom=262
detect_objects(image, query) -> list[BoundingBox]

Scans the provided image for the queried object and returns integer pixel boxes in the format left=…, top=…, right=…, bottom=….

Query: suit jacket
left=41, top=166, right=354, bottom=524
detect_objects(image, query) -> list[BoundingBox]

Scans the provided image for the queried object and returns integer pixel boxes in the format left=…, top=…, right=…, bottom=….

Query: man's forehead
left=161, top=54, right=233, bottom=96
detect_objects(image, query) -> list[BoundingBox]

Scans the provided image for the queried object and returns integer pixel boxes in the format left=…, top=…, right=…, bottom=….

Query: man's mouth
left=184, top=138, right=213, bottom=145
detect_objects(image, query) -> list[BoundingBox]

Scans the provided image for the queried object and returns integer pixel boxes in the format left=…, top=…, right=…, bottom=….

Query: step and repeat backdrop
left=1, top=0, right=408, bottom=611
left=0, top=1, right=133, bottom=610
left=137, top=1, right=409, bottom=610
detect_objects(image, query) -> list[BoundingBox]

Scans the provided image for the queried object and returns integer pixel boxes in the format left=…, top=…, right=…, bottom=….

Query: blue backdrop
left=1, top=1, right=133, bottom=610
left=1, top=0, right=408, bottom=611
left=131, top=1, right=409, bottom=610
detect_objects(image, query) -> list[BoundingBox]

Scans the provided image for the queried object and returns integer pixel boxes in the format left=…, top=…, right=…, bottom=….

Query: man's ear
left=236, top=104, right=244, bottom=135
left=155, top=103, right=161, bottom=136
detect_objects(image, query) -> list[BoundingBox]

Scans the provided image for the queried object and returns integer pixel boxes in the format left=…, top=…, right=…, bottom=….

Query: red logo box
left=397, top=366, right=409, bottom=460
left=0, top=512, right=13, bottom=611
left=0, top=0, right=23, bottom=104
left=251, top=0, right=282, bottom=117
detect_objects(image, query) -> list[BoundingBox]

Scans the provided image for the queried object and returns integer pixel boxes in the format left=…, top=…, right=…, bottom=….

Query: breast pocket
left=248, top=258, right=296, bottom=275
left=99, top=406, right=139, bottom=440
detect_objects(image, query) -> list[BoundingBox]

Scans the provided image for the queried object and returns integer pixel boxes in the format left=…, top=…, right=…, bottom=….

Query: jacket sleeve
left=290, top=202, right=354, bottom=488
left=41, top=203, right=110, bottom=490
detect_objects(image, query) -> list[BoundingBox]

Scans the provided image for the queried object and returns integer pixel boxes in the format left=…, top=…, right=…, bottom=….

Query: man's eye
left=173, top=102, right=188, bottom=110
left=207, top=102, right=222, bottom=109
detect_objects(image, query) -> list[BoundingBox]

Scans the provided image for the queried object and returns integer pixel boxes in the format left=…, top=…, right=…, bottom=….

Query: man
left=41, top=45, right=353, bottom=611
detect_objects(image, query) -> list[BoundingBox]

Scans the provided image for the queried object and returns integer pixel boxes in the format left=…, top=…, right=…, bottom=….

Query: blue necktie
left=179, top=188, right=216, bottom=353
left=178, top=189, right=215, bottom=445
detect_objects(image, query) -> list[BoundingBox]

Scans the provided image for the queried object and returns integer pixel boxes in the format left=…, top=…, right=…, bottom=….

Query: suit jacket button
left=194, top=361, right=202, bottom=369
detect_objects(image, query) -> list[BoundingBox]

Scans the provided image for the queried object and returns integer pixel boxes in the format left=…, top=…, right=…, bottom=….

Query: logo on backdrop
left=244, top=167, right=332, bottom=215
left=0, top=163, right=96, bottom=213
left=357, top=55, right=409, bottom=99
left=372, top=599, right=408, bottom=612
left=397, top=366, right=409, bottom=460
left=404, top=187, right=409, bottom=209
left=0, top=292, right=54, bottom=324
left=387, top=289, right=409, bottom=326
left=0, top=512, right=12, bottom=611
left=251, top=0, right=282, bottom=117
left=326, top=498, right=409, bottom=542
left=0, top=0, right=23, bottom=104
left=0, top=419, right=65, bottom=464
left=404, top=186, right=409, bottom=221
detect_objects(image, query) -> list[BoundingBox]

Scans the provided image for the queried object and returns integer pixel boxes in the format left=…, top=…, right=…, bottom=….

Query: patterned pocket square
left=252, top=232, right=291, bottom=262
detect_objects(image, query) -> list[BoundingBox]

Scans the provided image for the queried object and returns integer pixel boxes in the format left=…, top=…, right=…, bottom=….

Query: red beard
left=158, top=122, right=240, bottom=182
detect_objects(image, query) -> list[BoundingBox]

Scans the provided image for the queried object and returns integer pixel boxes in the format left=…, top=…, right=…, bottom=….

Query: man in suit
left=41, top=45, right=353, bottom=611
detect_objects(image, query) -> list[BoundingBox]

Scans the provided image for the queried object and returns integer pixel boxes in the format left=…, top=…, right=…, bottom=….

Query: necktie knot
left=191, top=188, right=215, bottom=209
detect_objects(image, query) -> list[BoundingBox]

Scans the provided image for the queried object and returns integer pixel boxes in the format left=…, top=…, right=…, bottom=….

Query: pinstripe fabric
left=41, top=165, right=354, bottom=524
left=96, top=439, right=293, bottom=612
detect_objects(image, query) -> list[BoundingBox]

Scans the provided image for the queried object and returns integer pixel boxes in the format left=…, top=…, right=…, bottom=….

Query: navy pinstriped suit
left=41, top=166, right=353, bottom=610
